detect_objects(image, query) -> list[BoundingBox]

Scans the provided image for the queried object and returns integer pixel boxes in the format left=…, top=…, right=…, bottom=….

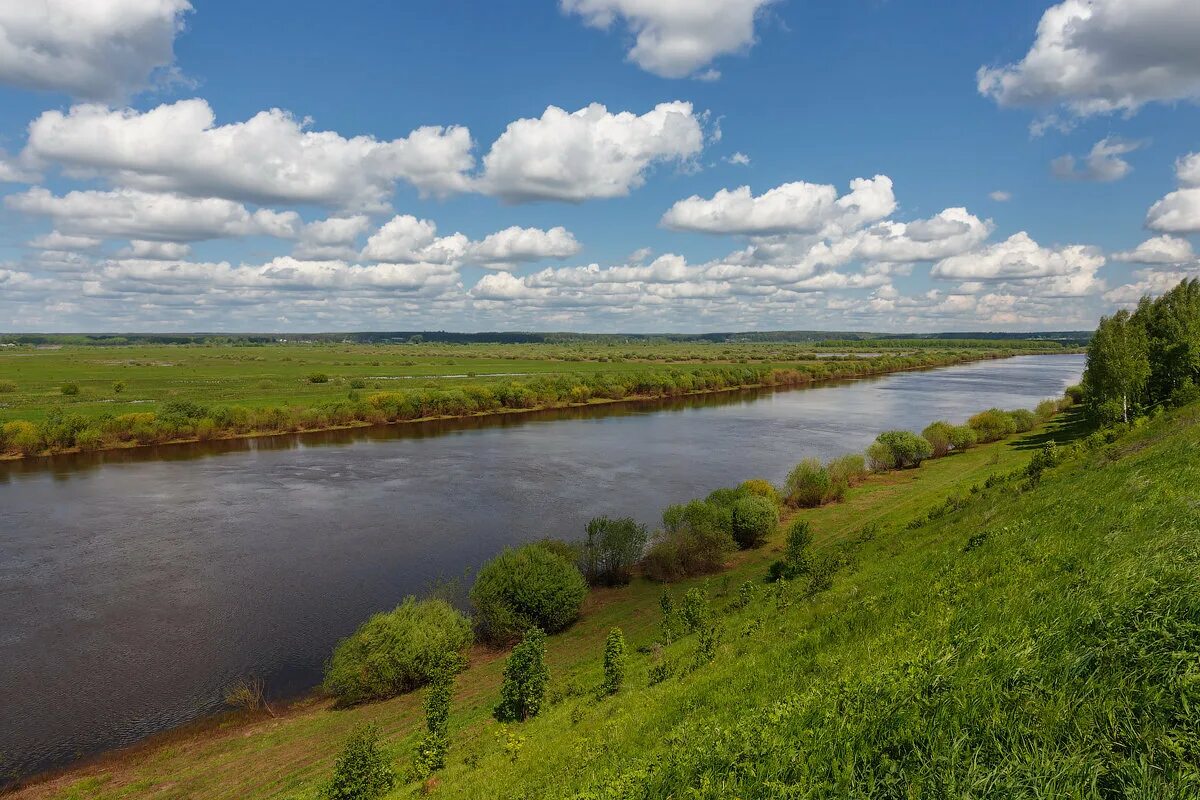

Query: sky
left=0, top=0, right=1198, bottom=334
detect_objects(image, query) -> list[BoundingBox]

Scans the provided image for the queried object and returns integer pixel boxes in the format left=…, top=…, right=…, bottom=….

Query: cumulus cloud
left=23, top=99, right=476, bottom=210
left=6, top=187, right=300, bottom=242
left=466, top=226, right=581, bottom=269
left=725, top=152, right=751, bottom=166
left=989, top=190, right=1012, bottom=202
left=1146, top=151, right=1200, bottom=234
left=1111, top=234, right=1195, bottom=265
left=360, top=215, right=468, bottom=264
left=119, top=240, right=191, bottom=259
left=1051, top=137, right=1143, bottom=182
left=560, top=0, right=776, bottom=79
left=978, top=0, right=1200, bottom=118
left=27, top=231, right=102, bottom=251
left=478, top=102, right=705, bottom=202
left=1105, top=267, right=1199, bottom=305
left=293, top=215, right=371, bottom=260
left=0, top=0, right=191, bottom=101
left=661, top=176, right=896, bottom=236
left=932, top=232, right=1106, bottom=296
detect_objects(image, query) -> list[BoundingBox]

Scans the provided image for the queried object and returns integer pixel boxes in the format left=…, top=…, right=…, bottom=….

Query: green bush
left=921, top=421, right=956, bottom=458
left=969, top=408, right=1017, bottom=442
left=738, top=478, right=781, bottom=508
left=61, top=383, right=80, bottom=396
left=0, top=380, right=16, bottom=393
left=825, top=454, right=867, bottom=501
left=1035, top=399, right=1058, bottom=420
left=1008, top=408, right=1037, bottom=433
left=949, top=424, right=978, bottom=452
left=871, top=430, right=934, bottom=469
left=494, top=627, right=549, bottom=722
left=470, top=543, right=588, bottom=643
left=323, top=725, right=396, bottom=800
left=768, top=519, right=813, bottom=582
left=730, top=495, right=778, bottom=548
left=581, top=516, right=647, bottom=586
left=642, top=500, right=736, bottom=582
left=785, top=458, right=830, bottom=507
left=601, top=628, right=626, bottom=696
left=307, top=373, right=330, bottom=384
left=322, top=598, right=472, bottom=705
left=413, top=655, right=456, bottom=777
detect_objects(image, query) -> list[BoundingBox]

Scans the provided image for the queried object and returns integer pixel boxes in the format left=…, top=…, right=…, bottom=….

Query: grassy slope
left=13, top=406, right=1156, bottom=800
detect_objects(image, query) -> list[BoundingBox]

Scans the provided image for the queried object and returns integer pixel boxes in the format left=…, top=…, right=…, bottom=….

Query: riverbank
left=0, top=347, right=1074, bottom=462
left=4, top=403, right=1092, bottom=799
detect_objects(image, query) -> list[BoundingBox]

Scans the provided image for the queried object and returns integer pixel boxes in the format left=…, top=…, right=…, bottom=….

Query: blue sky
left=0, top=0, right=1198, bottom=332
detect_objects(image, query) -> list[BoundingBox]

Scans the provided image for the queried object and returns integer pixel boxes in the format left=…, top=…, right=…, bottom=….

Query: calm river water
left=0, top=354, right=1084, bottom=780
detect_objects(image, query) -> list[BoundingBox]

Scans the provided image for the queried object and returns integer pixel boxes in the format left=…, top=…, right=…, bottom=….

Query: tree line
left=1082, top=278, right=1200, bottom=424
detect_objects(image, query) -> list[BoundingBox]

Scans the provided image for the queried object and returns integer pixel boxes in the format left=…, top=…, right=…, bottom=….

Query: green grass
left=0, top=341, right=1065, bottom=423
left=20, top=404, right=1179, bottom=800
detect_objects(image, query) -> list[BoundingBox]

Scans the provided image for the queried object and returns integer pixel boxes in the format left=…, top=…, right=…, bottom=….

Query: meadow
left=0, top=339, right=1073, bottom=458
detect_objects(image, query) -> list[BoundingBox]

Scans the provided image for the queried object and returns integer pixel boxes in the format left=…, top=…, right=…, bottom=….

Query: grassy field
left=0, top=340, right=1075, bottom=459
left=16, top=399, right=1186, bottom=800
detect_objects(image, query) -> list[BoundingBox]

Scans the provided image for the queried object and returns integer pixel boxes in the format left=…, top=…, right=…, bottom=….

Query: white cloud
left=360, top=215, right=468, bottom=264
left=661, top=175, right=896, bottom=236
left=989, top=190, right=1012, bottom=202
left=0, top=0, right=191, bottom=101
left=119, top=240, right=191, bottom=260
left=0, top=150, right=37, bottom=183
left=479, top=101, right=705, bottom=202
left=1146, top=151, right=1200, bottom=234
left=466, top=226, right=581, bottom=269
left=1111, top=235, right=1195, bottom=265
left=24, top=99, right=475, bottom=210
left=1105, top=267, right=1199, bottom=305
left=560, top=0, right=776, bottom=79
left=932, top=232, right=1106, bottom=296
left=978, top=0, right=1200, bottom=118
left=294, top=215, right=371, bottom=260
left=725, top=152, right=751, bottom=166
left=1051, top=137, right=1142, bottom=182
left=6, top=187, right=300, bottom=242
left=27, top=231, right=102, bottom=251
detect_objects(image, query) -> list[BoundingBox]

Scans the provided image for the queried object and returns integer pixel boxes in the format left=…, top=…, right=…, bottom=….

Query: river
left=0, top=353, right=1084, bottom=781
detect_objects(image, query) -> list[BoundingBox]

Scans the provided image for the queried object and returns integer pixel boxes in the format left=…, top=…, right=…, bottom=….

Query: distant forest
left=0, top=330, right=1093, bottom=347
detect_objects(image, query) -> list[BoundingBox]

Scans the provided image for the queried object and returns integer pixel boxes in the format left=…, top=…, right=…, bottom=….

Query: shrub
left=494, top=627, right=548, bottom=723
left=413, top=656, right=455, bottom=777
left=61, top=383, right=80, bottom=396
left=768, top=519, right=813, bottom=582
left=601, top=628, right=626, bottom=696
left=949, top=424, right=978, bottom=452
left=1064, top=384, right=1085, bottom=404
left=1035, top=399, right=1058, bottom=420
left=581, top=516, right=648, bottom=586
left=323, top=725, right=396, bottom=800
left=470, top=544, right=587, bottom=643
left=0, top=380, right=16, bottom=393
left=3, top=420, right=40, bottom=455
left=785, top=458, right=830, bottom=507
left=349, top=378, right=367, bottom=390
left=921, top=421, right=955, bottom=458
left=1007, top=408, right=1037, bottom=433
left=308, top=373, right=330, bottom=384
left=825, top=453, right=867, bottom=501
left=642, top=501, right=735, bottom=582
left=1171, top=379, right=1200, bottom=408
left=969, top=408, right=1016, bottom=442
left=533, top=537, right=580, bottom=566
left=866, top=441, right=896, bottom=471
left=738, top=478, right=781, bottom=508
left=730, top=495, right=778, bottom=548
left=871, top=430, right=934, bottom=469
left=322, top=597, right=472, bottom=705
left=112, top=381, right=125, bottom=394
left=680, top=587, right=709, bottom=633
